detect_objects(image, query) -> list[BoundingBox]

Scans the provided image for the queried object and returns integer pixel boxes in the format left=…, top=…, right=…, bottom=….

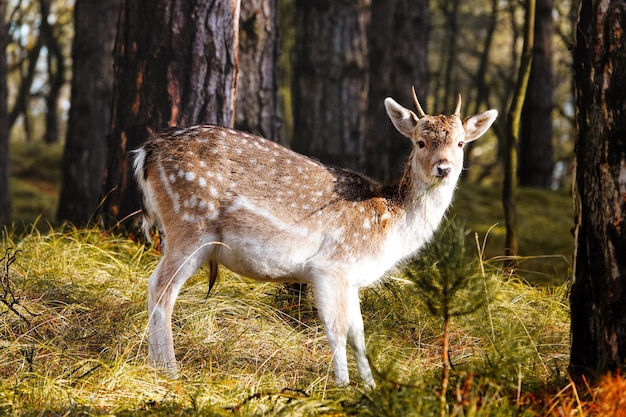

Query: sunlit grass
left=453, top=183, right=573, bottom=284
left=0, top=225, right=581, bottom=415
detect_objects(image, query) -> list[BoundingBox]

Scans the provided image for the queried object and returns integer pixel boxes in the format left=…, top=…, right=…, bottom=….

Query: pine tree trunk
left=503, top=0, right=535, bottom=263
left=38, top=0, right=65, bottom=144
left=0, top=0, right=10, bottom=226
left=366, top=0, right=429, bottom=182
left=518, top=0, right=554, bottom=188
left=57, top=0, right=121, bottom=225
left=292, top=0, right=370, bottom=171
left=235, top=0, right=281, bottom=142
left=570, top=0, right=626, bottom=375
left=100, top=0, right=240, bottom=229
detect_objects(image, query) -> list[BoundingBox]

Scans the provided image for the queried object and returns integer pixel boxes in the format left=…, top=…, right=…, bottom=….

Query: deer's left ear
left=462, top=109, right=498, bottom=142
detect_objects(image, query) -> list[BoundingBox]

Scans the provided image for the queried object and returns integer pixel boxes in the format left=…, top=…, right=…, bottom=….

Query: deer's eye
left=417, top=140, right=426, bottom=149
left=458, top=141, right=465, bottom=148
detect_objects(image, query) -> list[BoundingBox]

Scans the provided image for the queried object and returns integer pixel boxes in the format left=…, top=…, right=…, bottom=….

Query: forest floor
left=1, top=140, right=623, bottom=416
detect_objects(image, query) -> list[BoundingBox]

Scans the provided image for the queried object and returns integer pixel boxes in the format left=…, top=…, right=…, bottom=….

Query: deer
left=132, top=88, right=497, bottom=388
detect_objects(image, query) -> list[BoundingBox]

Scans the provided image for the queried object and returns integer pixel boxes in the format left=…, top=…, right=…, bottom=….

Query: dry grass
left=0, top=225, right=596, bottom=416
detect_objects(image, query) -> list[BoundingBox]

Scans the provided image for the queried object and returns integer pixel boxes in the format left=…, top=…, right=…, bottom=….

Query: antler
left=411, top=86, right=426, bottom=118
left=453, top=94, right=462, bottom=117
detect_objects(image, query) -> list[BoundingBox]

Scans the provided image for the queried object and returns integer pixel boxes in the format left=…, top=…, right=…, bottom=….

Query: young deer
left=133, top=89, right=497, bottom=388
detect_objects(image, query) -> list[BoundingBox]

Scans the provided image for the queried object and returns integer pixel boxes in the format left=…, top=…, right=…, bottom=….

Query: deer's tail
left=132, top=147, right=157, bottom=242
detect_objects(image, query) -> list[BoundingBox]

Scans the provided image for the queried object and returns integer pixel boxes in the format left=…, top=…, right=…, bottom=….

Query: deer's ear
left=462, top=109, right=498, bottom=142
left=385, top=98, right=419, bottom=138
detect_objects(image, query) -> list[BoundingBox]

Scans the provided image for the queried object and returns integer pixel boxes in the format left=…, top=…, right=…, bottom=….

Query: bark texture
left=57, top=0, right=121, bottom=225
left=292, top=0, right=370, bottom=171
left=0, top=0, right=10, bottom=225
left=519, top=0, right=554, bottom=188
left=100, top=0, right=240, bottom=228
left=366, top=0, right=429, bottom=181
left=503, top=0, right=535, bottom=262
left=570, top=0, right=626, bottom=374
left=235, top=0, right=281, bottom=142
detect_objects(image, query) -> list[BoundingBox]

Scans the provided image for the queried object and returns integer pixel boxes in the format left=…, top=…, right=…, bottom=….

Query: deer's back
left=139, top=125, right=400, bottom=285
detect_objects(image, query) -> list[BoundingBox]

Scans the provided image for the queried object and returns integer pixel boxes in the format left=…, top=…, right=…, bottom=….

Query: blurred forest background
left=0, top=0, right=576, bottom=280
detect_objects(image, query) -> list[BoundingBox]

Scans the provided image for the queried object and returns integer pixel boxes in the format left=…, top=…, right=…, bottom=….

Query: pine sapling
left=405, top=219, right=491, bottom=417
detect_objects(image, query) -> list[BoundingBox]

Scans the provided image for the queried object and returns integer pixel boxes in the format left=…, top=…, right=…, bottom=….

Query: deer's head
left=385, top=88, right=498, bottom=185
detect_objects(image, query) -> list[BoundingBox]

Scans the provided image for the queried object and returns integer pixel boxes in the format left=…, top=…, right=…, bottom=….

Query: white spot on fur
left=158, top=164, right=180, bottom=213
left=185, top=171, right=196, bottom=181
left=199, top=177, right=207, bottom=187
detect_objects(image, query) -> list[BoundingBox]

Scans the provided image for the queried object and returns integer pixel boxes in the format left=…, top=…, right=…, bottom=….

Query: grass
left=452, top=183, right=574, bottom=285
left=1, top=226, right=622, bottom=415
left=0, top=226, right=575, bottom=415
left=8, top=140, right=64, bottom=232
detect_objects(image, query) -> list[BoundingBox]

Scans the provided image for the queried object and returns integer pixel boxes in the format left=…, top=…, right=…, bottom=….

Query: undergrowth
left=0, top=225, right=617, bottom=416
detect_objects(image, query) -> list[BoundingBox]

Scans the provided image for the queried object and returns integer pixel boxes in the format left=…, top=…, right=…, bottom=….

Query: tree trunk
left=464, top=0, right=498, bottom=171
left=291, top=0, right=370, bottom=171
left=518, top=0, right=554, bottom=188
left=99, top=0, right=240, bottom=229
left=366, top=0, right=429, bottom=182
left=0, top=0, right=10, bottom=226
left=502, top=0, right=535, bottom=264
left=38, top=0, right=65, bottom=144
left=235, top=0, right=281, bottom=142
left=8, top=40, right=43, bottom=140
left=57, top=0, right=121, bottom=225
left=570, top=0, right=626, bottom=375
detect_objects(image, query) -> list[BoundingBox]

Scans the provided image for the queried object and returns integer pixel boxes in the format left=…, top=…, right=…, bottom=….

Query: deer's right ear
left=385, top=98, right=419, bottom=138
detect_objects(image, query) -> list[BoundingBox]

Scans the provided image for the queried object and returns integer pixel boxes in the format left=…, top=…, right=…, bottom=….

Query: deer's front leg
left=346, top=287, right=375, bottom=389
left=313, top=277, right=351, bottom=386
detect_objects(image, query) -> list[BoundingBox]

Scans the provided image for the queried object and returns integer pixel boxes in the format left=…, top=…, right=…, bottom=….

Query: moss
left=452, top=183, right=573, bottom=284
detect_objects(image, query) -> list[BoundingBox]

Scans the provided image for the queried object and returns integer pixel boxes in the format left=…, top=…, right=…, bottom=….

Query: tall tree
left=433, top=0, right=460, bottom=114
left=502, top=0, right=535, bottom=263
left=99, top=0, right=240, bottom=229
left=291, top=0, right=370, bottom=171
left=0, top=0, right=10, bottom=226
left=570, top=0, right=626, bottom=375
left=38, top=0, right=66, bottom=144
left=57, top=0, right=121, bottom=225
left=235, top=0, right=281, bottom=142
left=518, top=0, right=554, bottom=188
left=366, top=0, right=429, bottom=182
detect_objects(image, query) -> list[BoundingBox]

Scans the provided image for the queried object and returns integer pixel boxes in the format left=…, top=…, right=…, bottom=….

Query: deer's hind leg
left=147, top=240, right=210, bottom=376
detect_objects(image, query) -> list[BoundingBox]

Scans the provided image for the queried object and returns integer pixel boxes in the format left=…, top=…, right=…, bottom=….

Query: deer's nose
left=434, top=163, right=452, bottom=177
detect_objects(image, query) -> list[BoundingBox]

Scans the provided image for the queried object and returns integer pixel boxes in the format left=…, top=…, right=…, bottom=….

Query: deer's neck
left=383, top=157, right=457, bottom=259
